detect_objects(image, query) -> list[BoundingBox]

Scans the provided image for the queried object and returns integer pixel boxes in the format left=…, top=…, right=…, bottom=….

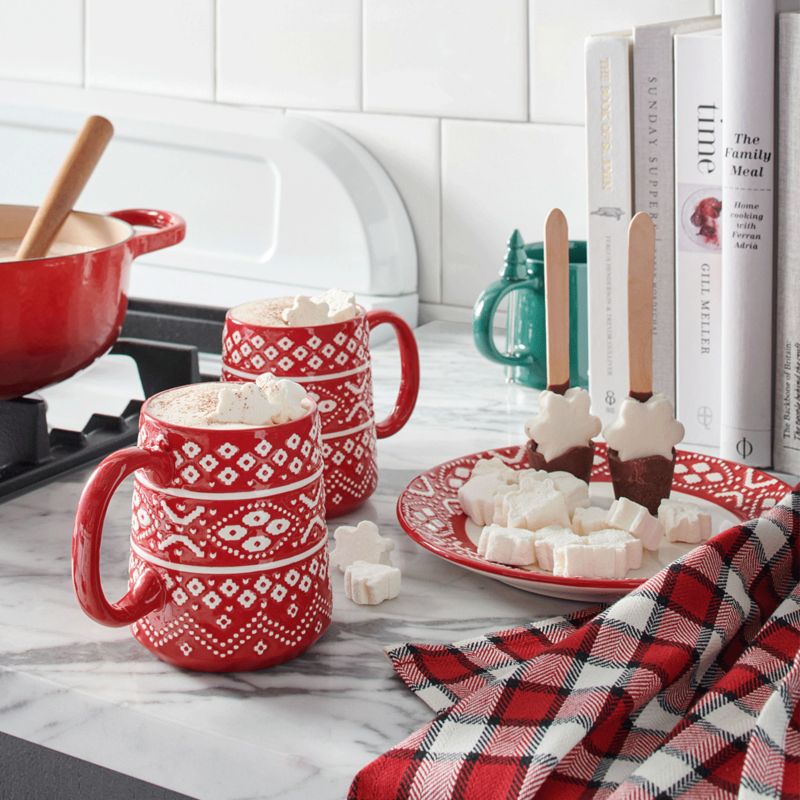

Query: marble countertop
left=0, top=322, right=596, bottom=799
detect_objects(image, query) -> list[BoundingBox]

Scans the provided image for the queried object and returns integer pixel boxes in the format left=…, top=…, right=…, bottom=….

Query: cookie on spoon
left=525, top=388, right=600, bottom=483
left=523, top=209, right=600, bottom=483
left=605, top=394, right=684, bottom=514
left=605, top=213, right=684, bottom=514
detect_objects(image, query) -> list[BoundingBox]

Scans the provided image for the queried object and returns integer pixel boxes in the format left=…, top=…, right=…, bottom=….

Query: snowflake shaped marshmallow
left=604, top=393, right=685, bottom=461
left=207, top=383, right=280, bottom=426
left=311, top=288, right=357, bottom=322
left=282, top=295, right=331, bottom=326
left=255, top=373, right=310, bottom=423
left=524, top=388, right=602, bottom=461
left=330, top=520, right=394, bottom=573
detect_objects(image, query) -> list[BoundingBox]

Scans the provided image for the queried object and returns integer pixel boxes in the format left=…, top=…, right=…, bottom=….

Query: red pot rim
left=0, top=205, right=137, bottom=266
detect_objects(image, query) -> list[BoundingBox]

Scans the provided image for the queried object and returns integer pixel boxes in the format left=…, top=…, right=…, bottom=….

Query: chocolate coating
left=526, top=439, right=595, bottom=484
left=607, top=448, right=675, bottom=515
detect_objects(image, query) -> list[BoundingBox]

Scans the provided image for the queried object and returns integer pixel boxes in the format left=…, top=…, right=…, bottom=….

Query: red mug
left=221, top=307, right=420, bottom=517
left=71, top=386, right=331, bottom=672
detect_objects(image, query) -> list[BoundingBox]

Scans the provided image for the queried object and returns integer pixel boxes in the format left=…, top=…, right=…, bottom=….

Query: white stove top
left=34, top=350, right=225, bottom=433
left=36, top=353, right=144, bottom=432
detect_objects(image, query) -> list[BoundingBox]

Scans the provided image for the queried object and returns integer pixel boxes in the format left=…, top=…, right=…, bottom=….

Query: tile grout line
left=359, top=0, right=366, bottom=111
left=81, top=0, right=87, bottom=88
left=525, top=0, right=531, bottom=121
left=213, top=0, right=219, bottom=102
left=438, top=117, right=444, bottom=306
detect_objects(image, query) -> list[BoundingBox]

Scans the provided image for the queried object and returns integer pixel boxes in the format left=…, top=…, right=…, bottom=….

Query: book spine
left=585, top=35, right=632, bottom=427
left=674, top=32, right=723, bottom=447
left=633, top=26, right=676, bottom=406
left=719, top=0, right=776, bottom=466
left=773, top=13, right=800, bottom=474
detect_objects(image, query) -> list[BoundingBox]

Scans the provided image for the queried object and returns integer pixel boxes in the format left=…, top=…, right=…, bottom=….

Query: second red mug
left=221, top=306, right=420, bottom=517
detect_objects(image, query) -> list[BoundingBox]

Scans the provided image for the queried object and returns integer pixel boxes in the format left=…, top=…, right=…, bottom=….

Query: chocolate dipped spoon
left=525, top=209, right=600, bottom=482
left=604, top=212, right=684, bottom=514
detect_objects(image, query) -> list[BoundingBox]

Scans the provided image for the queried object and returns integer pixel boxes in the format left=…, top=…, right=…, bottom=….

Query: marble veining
left=0, top=322, right=585, bottom=800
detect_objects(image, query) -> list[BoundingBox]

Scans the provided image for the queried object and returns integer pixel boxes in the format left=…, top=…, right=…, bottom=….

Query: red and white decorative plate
left=396, top=443, right=791, bottom=602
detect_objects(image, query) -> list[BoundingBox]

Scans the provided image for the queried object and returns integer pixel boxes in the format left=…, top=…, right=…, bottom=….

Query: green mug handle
left=472, top=277, right=538, bottom=367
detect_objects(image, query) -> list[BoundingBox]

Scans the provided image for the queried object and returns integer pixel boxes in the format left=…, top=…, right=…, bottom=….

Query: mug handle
left=472, top=278, right=537, bottom=367
left=366, top=310, right=420, bottom=439
left=72, top=446, right=173, bottom=627
left=108, top=208, right=187, bottom=258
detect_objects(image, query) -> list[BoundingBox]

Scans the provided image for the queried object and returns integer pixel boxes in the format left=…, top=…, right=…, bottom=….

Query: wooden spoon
left=544, top=208, right=570, bottom=394
left=16, top=115, right=114, bottom=261
left=627, top=211, right=656, bottom=402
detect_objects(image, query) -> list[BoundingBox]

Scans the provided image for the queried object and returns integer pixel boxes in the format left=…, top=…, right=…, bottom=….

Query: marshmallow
left=515, top=470, right=555, bottom=491
left=458, top=459, right=525, bottom=526
left=477, top=524, right=537, bottom=566
left=311, top=288, right=358, bottom=322
left=587, top=528, right=643, bottom=570
left=603, top=393, right=685, bottom=461
left=524, top=387, right=602, bottom=461
left=606, top=498, right=665, bottom=551
left=658, top=499, right=713, bottom=544
left=495, top=478, right=570, bottom=531
left=491, top=483, right=524, bottom=526
left=533, top=526, right=582, bottom=572
left=282, top=295, right=331, bottom=326
left=553, top=541, right=630, bottom=579
left=330, top=520, right=394, bottom=572
left=255, top=372, right=312, bottom=423
left=344, top=561, right=401, bottom=605
left=546, top=471, right=591, bottom=515
left=507, top=469, right=589, bottom=515
left=571, top=506, right=609, bottom=535
left=206, top=383, right=279, bottom=426
left=470, top=457, right=520, bottom=484
left=458, top=474, right=503, bottom=526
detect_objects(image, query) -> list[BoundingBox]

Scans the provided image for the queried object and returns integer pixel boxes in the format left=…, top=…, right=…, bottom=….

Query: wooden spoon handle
left=627, top=211, right=656, bottom=402
left=16, top=115, right=114, bottom=260
left=544, top=208, right=570, bottom=394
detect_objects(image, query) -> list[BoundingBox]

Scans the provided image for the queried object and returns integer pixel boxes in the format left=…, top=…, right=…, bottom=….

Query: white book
left=674, top=29, right=722, bottom=447
left=586, top=33, right=632, bottom=427
left=720, top=0, right=778, bottom=466
left=632, top=14, right=718, bottom=408
left=773, top=12, right=800, bottom=474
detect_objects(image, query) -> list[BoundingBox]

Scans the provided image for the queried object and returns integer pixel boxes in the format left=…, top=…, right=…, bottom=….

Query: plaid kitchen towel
left=349, top=489, right=800, bottom=799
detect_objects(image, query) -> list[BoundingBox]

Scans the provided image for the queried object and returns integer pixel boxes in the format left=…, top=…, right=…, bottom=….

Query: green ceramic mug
left=473, top=230, right=588, bottom=390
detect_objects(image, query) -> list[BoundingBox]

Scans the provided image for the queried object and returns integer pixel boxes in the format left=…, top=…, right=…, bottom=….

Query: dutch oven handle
left=109, top=208, right=187, bottom=258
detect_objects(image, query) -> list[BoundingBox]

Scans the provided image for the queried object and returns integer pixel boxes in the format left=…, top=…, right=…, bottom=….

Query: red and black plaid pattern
left=350, top=490, right=800, bottom=799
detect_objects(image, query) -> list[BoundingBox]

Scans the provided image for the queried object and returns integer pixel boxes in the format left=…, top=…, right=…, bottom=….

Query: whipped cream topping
left=282, top=288, right=358, bottom=326
left=603, top=393, right=684, bottom=461
left=207, top=373, right=311, bottom=426
left=524, top=387, right=602, bottom=461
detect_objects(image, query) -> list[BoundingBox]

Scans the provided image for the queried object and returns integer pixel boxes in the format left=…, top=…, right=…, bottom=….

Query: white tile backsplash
left=0, top=0, right=83, bottom=85
left=363, top=0, right=528, bottom=121
left=217, top=0, right=361, bottom=110
left=86, top=0, right=214, bottom=100
left=441, top=119, right=587, bottom=309
left=529, top=0, right=715, bottom=124
left=0, top=1, right=716, bottom=317
left=293, top=110, right=442, bottom=304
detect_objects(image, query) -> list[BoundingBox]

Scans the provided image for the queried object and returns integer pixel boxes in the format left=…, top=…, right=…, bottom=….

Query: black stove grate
left=0, top=334, right=204, bottom=502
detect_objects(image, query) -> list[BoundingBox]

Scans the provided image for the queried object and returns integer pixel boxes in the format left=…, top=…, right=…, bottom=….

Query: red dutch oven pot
left=0, top=204, right=186, bottom=400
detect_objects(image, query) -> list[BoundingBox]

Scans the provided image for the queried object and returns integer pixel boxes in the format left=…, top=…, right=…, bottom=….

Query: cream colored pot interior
left=0, top=205, right=133, bottom=259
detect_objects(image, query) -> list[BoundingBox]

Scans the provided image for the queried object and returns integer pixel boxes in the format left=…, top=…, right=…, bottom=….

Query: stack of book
left=585, top=1, right=800, bottom=472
